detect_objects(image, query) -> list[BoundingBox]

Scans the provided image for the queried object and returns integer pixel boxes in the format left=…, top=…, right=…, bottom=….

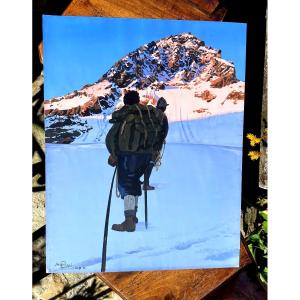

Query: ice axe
left=101, top=167, right=117, bottom=272
left=145, top=188, right=148, bottom=229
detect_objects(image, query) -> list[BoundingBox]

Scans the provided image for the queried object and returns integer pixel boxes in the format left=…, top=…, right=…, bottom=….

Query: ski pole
left=145, top=188, right=148, bottom=229
left=101, top=167, right=117, bottom=272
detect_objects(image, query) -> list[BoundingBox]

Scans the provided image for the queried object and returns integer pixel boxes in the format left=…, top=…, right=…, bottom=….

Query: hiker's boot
left=111, top=195, right=136, bottom=232
left=112, top=216, right=136, bottom=232
left=143, top=184, right=155, bottom=191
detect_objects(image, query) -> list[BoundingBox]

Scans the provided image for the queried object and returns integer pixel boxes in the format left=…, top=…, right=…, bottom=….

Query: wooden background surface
left=62, top=0, right=226, bottom=20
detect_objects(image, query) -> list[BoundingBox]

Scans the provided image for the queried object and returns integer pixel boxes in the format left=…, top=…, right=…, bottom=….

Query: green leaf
left=247, top=244, right=256, bottom=261
left=259, top=210, right=268, bottom=220
left=259, top=242, right=267, bottom=253
left=259, top=272, right=268, bottom=285
left=249, top=233, right=260, bottom=242
left=262, top=220, right=268, bottom=233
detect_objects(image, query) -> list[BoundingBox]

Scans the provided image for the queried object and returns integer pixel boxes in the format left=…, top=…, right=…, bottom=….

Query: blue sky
left=43, top=16, right=247, bottom=99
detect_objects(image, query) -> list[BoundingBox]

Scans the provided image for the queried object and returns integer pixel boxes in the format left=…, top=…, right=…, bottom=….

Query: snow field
left=46, top=113, right=243, bottom=272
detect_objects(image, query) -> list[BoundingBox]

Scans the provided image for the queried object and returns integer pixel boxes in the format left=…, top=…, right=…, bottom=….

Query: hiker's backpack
left=109, top=104, right=164, bottom=153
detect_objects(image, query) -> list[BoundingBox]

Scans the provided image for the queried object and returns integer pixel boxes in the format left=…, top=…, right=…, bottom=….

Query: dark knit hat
left=123, top=90, right=140, bottom=105
left=157, top=97, right=169, bottom=109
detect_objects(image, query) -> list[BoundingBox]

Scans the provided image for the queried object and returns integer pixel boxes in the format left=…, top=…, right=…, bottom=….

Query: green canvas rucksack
left=108, top=103, right=164, bottom=154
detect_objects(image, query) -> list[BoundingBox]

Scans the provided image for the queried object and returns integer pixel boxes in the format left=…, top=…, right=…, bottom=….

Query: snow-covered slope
left=44, top=32, right=245, bottom=144
left=46, top=114, right=242, bottom=272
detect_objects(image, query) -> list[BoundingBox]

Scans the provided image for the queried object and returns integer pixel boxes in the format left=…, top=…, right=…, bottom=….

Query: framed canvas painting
left=43, top=16, right=247, bottom=272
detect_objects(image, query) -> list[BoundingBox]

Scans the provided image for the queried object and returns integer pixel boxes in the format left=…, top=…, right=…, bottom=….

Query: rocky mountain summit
left=44, top=32, right=244, bottom=143
left=101, top=32, right=237, bottom=90
left=45, top=33, right=238, bottom=117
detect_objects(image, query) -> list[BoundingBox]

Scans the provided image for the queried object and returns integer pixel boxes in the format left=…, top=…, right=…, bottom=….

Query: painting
left=43, top=16, right=247, bottom=272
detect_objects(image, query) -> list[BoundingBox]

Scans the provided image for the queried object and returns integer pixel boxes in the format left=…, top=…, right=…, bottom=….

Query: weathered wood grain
left=62, top=0, right=226, bottom=21
left=97, top=241, right=252, bottom=300
left=187, top=0, right=220, bottom=14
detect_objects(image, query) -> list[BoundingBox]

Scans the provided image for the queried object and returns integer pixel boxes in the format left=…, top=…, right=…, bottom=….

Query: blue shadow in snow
left=205, top=249, right=239, bottom=261
left=174, top=237, right=210, bottom=250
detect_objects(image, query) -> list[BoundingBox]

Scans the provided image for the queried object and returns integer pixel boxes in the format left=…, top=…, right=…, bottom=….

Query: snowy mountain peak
left=45, top=33, right=238, bottom=117
left=44, top=33, right=244, bottom=144
left=100, top=32, right=234, bottom=91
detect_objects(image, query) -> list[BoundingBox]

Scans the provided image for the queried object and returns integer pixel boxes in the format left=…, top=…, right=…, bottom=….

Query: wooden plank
left=188, top=0, right=220, bottom=15
left=62, top=0, right=225, bottom=21
left=97, top=241, right=252, bottom=300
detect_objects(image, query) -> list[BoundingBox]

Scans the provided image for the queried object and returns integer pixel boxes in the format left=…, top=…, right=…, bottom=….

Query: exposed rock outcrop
left=45, top=116, right=92, bottom=144
left=226, top=90, right=245, bottom=104
left=195, top=90, right=217, bottom=102
left=226, top=90, right=245, bottom=100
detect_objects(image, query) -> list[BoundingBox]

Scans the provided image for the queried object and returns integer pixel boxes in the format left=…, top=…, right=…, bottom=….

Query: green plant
left=244, top=131, right=268, bottom=288
left=246, top=198, right=268, bottom=288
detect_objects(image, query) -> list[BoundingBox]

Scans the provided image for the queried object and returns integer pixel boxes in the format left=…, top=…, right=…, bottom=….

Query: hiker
left=143, top=97, right=169, bottom=190
left=105, top=90, right=165, bottom=232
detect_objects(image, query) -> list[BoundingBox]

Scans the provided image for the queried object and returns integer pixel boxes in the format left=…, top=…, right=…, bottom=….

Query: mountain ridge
left=44, top=32, right=239, bottom=117
left=44, top=32, right=244, bottom=144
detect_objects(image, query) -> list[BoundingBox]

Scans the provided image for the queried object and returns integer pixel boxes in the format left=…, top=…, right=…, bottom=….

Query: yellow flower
left=248, top=151, right=261, bottom=160
left=246, top=133, right=261, bottom=146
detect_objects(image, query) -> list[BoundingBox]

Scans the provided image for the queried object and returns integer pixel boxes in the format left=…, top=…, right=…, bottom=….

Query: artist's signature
left=55, top=261, right=86, bottom=270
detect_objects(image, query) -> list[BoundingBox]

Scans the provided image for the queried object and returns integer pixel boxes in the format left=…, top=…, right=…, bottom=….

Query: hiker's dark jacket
left=105, top=103, right=164, bottom=198
left=105, top=103, right=165, bottom=159
left=159, top=114, right=168, bottom=150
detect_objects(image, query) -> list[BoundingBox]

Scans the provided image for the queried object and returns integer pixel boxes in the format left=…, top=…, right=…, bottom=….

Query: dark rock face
left=45, top=116, right=92, bottom=144
left=101, top=33, right=214, bottom=90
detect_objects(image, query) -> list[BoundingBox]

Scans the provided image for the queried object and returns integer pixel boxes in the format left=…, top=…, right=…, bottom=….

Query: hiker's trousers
left=117, top=152, right=152, bottom=199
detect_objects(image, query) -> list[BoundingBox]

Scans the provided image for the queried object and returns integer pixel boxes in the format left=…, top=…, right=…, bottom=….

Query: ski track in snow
left=69, top=111, right=243, bottom=148
left=62, top=85, right=244, bottom=146
left=46, top=112, right=243, bottom=272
